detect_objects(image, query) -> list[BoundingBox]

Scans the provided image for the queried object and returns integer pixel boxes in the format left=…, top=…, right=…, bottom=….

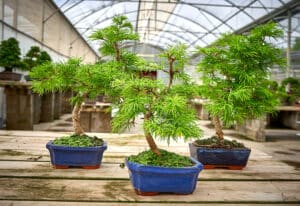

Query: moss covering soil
left=193, top=136, right=247, bottom=149
left=128, top=149, right=193, bottom=168
left=53, top=134, right=104, bottom=147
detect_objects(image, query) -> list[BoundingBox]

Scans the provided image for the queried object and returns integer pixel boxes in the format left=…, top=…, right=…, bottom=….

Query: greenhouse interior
left=0, top=0, right=299, bottom=205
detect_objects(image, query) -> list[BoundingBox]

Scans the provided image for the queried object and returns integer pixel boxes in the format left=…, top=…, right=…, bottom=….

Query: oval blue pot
left=46, top=141, right=107, bottom=169
left=126, top=157, right=203, bottom=195
left=189, top=143, right=251, bottom=170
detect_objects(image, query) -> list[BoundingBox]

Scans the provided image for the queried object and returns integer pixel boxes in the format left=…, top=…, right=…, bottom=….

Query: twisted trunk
left=72, top=102, right=84, bottom=135
left=114, top=42, right=120, bottom=62
left=168, top=58, right=175, bottom=88
left=212, top=115, right=224, bottom=139
left=144, top=110, right=160, bottom=155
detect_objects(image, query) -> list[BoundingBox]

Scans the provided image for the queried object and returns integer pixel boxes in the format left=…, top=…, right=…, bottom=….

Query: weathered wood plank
left=0, top=178, right=299, bottom=203
left=0, top=135, right=272, bottom=160
left=1, top=201, right=299, bottom=206
left=0, top=161, right=299, bottom=180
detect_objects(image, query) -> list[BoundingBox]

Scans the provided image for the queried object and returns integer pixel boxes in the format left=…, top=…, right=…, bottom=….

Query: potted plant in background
left=0, top=37, right=23, bottom=81
left=90, top=15, right=203, bottom=195
left=280, top=77, right=300, bottom=106
left=29, top=59, right=122, bottom=169
left=189, top=22, right=286, bottom=169
left=22, top=46, right=52, bottom=81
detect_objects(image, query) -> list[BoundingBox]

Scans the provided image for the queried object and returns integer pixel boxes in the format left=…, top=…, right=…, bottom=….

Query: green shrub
left=0, top=37, right=22, bottom=72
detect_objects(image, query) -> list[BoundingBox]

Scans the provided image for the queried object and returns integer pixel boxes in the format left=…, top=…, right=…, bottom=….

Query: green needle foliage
left=90, top=15, right=139, bottom=68
left=197, top=22, right=285, bottom=139
left=112, top=43, right=203, bottom=154
left=91, top=15, right=202, bottom=159
left=30, top=58, right=123, bottom=135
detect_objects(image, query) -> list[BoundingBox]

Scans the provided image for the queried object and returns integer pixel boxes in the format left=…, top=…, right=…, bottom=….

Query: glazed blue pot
left=46, top=141, right=107, bottom=169
left=126, top=157, right=203, bottom=195
left=189, top=143, right=251, bottom=169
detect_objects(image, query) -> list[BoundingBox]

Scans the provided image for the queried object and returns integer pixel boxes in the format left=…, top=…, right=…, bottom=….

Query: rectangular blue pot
left=126, top=157, right=203, bottom=195
left=46, top=141, right=107, bottom=168
left=189, top=143, right=251, bottom=169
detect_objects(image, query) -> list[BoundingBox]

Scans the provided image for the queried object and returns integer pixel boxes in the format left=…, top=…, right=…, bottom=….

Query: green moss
left=281, top=160, right=300, bottom=170
left=53, top=134, right=104, bottom=147
left=193, top=136, right=246, bottom=149
left=128, top=149, right=193, bottom=168
left=103, top=181, right=136, bottom=201
left=0, top=149, right=27, bottom=156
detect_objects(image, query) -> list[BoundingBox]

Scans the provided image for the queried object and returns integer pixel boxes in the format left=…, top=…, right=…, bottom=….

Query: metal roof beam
left=123, top=42, right=164, bottom=51
left=234, top=0, right=300, bottom=34
left=187, top=0, right=257, bottom=49
left=86, top=18, right=208, bottom=45
left=71, top=2, right=230, bottom=37
left=80, top=0, right=279, bottom=9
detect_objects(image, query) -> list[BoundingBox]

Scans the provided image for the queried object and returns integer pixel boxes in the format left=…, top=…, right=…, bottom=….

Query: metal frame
left=73, top=0, right=280, bottom=9
left=75, top=9, right=217, bottom=46
left=234, top=0, right=300, bottom=34
left=187, top=0, right=258, bottom=49
left=52, top=0, right=296, bottom=54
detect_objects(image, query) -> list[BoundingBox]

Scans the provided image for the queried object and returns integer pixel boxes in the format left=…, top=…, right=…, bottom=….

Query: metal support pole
left=41, top=0, right=46, bottom=43
left=1, top=1, right=4, bottom=40
left=287, top=10, right=292, bottom=78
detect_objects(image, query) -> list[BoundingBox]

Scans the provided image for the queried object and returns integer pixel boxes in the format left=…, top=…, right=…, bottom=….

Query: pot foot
left=134, top=189, right=192, bottom=196
left=82, top=165, right=100, bottom=169
left=135, top=189, right=160, bottom=196
left=53, top=165, right=69, bottom=169
left=53, top=165, right=100, bottom=169
left=204, top=164, right=245, bottom=170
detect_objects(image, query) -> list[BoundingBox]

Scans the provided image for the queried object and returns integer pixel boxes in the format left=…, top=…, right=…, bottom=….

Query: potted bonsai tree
left=90, top=15, right=203, bottom=195
left=114, top=43, right=203, bottom=195
left=280, top=77, right=300, bottom=106
left=189, top=22, right=286, bottom=169
left=0, top=37, right=23, bottom=81
left=22, top=46, right=52, bottom=81
left=29, top=59, right=122, bottom=169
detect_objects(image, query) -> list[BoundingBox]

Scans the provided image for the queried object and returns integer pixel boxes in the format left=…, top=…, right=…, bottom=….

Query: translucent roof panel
left=53, top=0, right=294, bottom=54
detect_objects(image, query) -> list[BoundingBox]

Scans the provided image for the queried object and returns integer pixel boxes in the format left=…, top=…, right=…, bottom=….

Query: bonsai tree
left=197, top=22, right=285, bottom=143
left=90, top=15, right=202, bottom=160
left=112, top=43, right=202, bottom=158
left=30, top=59, right=120, bottom=168
left=30, top=58, right=119, bottom=135
left=0, top=37, right=22, bottom=72
left=111, top=43, right=203, bottom=195
left=23, top=46, right=52, bottom=71
left=280, top=77, right=300, bottom=105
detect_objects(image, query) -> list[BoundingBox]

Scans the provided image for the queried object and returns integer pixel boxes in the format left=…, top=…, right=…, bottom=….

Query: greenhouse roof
left=53, top=0, right=300, bottom=53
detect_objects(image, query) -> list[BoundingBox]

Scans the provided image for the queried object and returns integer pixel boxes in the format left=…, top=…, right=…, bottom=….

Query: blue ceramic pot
left=126, top=157, right=203, bottom=195
left=189, top=143, right=251, bottom=169
left=46, top=141, right=107, bottom=169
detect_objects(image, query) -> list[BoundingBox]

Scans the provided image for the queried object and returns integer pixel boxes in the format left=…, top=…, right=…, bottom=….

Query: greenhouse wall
left=0, top=0, right=99, bottom=127
left=0, top=0, right=98, bottom=63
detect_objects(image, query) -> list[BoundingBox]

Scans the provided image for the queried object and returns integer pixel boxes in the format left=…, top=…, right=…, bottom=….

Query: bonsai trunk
left=212, top=116, right=224, bottom=139
left=114, top=42, right=120, bottom=62
left=168, top=58, right=175, bottom=88
left=4, top=67, right=13, bottom=72
left=72, top=102, right=85, bottom=135
left=144, top=110, right=160, bottom=155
